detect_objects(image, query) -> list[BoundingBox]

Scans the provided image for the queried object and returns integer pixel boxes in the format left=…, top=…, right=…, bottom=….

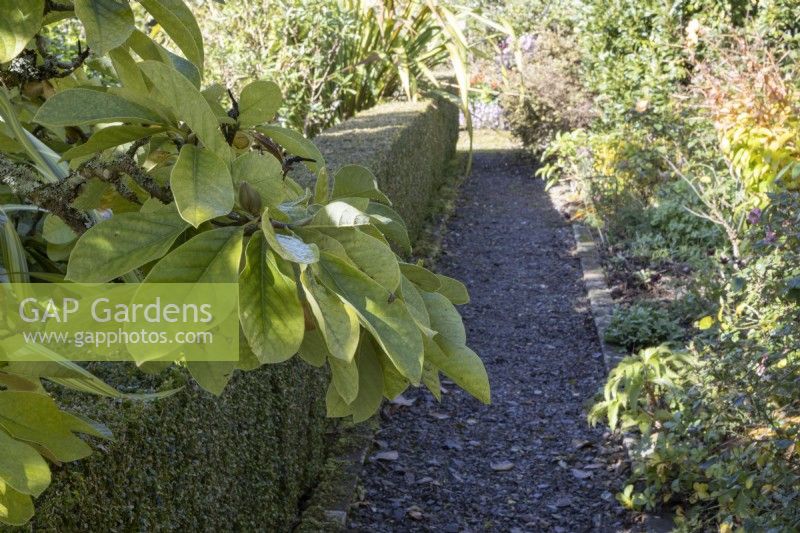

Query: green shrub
left=523, top=0, right=800, bottom=528
left=604, top=303, right=682, bottom=352
left=592, top=181, right=800, bottom=532
left=190, top=0, right=481, bottom=136
left=502, top=29, right=594, bottom=156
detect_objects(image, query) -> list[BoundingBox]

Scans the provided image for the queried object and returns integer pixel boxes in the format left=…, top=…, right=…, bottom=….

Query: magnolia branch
left=0, top=153, right=173, bottom=234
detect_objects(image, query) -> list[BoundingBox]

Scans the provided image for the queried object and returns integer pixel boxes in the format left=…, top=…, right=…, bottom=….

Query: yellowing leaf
left=316, top=252, right=423, bottom=382
left=139, top=60, right=231, bottom=161
left=329, top=355, right=359, bottom=404
left=0, top=479, right=34, bottom=526
left=332, top=165, right=391, bottom=204
left=170, top=144, right=234, bottom=227
left=238, top=232, right=304, bottom=364
left=696, top=316, right=715, bottom=330
left=351, top=335, right=385, bottom=422
left=67, top=203, right=189, bottom=283
left=301, top=271, right=359, bottom=362
left=34, top=89, right=163, bottom=127
left=144, top=226, right=243, bottom=283
left=426, top=336, right=490, bottom=405
left=436, top=274, right=470, bottom=305
left=0, top=0, right=43, bottom=63
left=0, top=428, right=50, bottom=497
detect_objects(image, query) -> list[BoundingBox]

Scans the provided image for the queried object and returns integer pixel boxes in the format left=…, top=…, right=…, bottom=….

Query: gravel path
left=347, top=134, right=629, bottom=532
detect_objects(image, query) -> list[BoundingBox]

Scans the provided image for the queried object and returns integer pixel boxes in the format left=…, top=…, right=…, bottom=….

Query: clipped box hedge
left=306, top=95, right=459, bottom=238
left=14, top=96, right=457, bottom=532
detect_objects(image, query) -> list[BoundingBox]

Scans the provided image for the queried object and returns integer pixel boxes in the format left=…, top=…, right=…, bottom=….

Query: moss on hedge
left=10, top=97, right=458, bottom=532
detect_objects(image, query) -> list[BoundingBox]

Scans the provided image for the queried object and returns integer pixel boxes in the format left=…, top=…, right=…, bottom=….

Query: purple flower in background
left=747, top=207, right=762, bottom=224
left=518, top=33, right=536, bottom=53
left=765, top=226, right=777, bottom=243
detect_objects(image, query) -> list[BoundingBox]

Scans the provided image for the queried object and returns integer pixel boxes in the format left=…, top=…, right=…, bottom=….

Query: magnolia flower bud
left=233, top=131, right=250, bottom=150
left=238, top=182, right=262, bottom=216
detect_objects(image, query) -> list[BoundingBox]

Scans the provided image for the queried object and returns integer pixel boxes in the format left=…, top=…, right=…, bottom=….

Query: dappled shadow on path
left=348, top=131, right=630, bottom=532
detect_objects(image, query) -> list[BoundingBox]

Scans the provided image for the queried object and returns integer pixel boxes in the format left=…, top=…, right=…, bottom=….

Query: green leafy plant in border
left=0, top=0, right=489, bottom=524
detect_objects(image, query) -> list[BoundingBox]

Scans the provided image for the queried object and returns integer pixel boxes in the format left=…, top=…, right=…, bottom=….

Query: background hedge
left=305, top=95, right=459, bottom=238
left=9, top=96, right=458, bottom=532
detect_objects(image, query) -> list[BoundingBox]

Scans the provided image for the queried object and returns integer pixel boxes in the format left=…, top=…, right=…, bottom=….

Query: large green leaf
left=324, top=334, right=384, bottom=421
left=422, top=361, right=442, bottom=401
left=170, top=144, right=234, bottom=228
left=187, top=360, right=236, bottom=396
left=231, top=152, right=285, bottom=208
left=318, top=227, right=400, bottom=292
left=427, top=336, right=490, bottom=405
left=399, top=275, right=430, bottom=328
left=325, top=382, right=352, bottom=418
left=238, top=232, right=304, bottom=364
left=301, top=270, right=359, bottom=362
left=63, top=125, right=166, bottom=160
left=297, top=327, right=327, bottom=368
left=400, top=262, right=441, bottom=291
left=126, top=30, right=201, bottom=88
left=144, top=226, right=243, bottom=283
left=316, top=252, right=422, bottom=382
left=34, top=89, right=163, bottom=127
left=436, top=273, right=470, bottom=305
left=0, top=87, right=67, bottom=183
left=0, top=480, right=34, bottom=526
left=366, top=202, right=411, bottom=255
left=351, top=336, right=385, bottom=422
left=329, top=355, right=358, bottom=404
left=0, top=428, right=50, bottom=496
left=378, top=348, right=409, bottom=400
left=139, top=0, right=204, bottom=71
left=108, top=46, right=149, bottom=93
left=257, top=125, right=324, bottom=172
left=4, top=356, right=178, bottom=400
left=422, top=290, right=466, bottom=345
left=0, top=0, right=43, bottom=63
left=66, top=203, right=189, bottom=283
left=332, top=165, right=391, bottom=204
left=261, top=216, right=319, bottom=265
left=238, top=80, right=282, bottom=128
left=74, top=0, right=136, bottom=56
left=139, top=60, right=231, bottom=161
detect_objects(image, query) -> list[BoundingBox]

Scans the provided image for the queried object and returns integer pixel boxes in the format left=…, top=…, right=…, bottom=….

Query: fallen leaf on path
left=406, top=506, right=424, bottom=520
left=571, top=468, right=592, bottom=480
left=491, top=460, right=514, bottom=472
left=372, top=451, right=399, bottom=461
left=391, top=395, right=415, bottom=407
